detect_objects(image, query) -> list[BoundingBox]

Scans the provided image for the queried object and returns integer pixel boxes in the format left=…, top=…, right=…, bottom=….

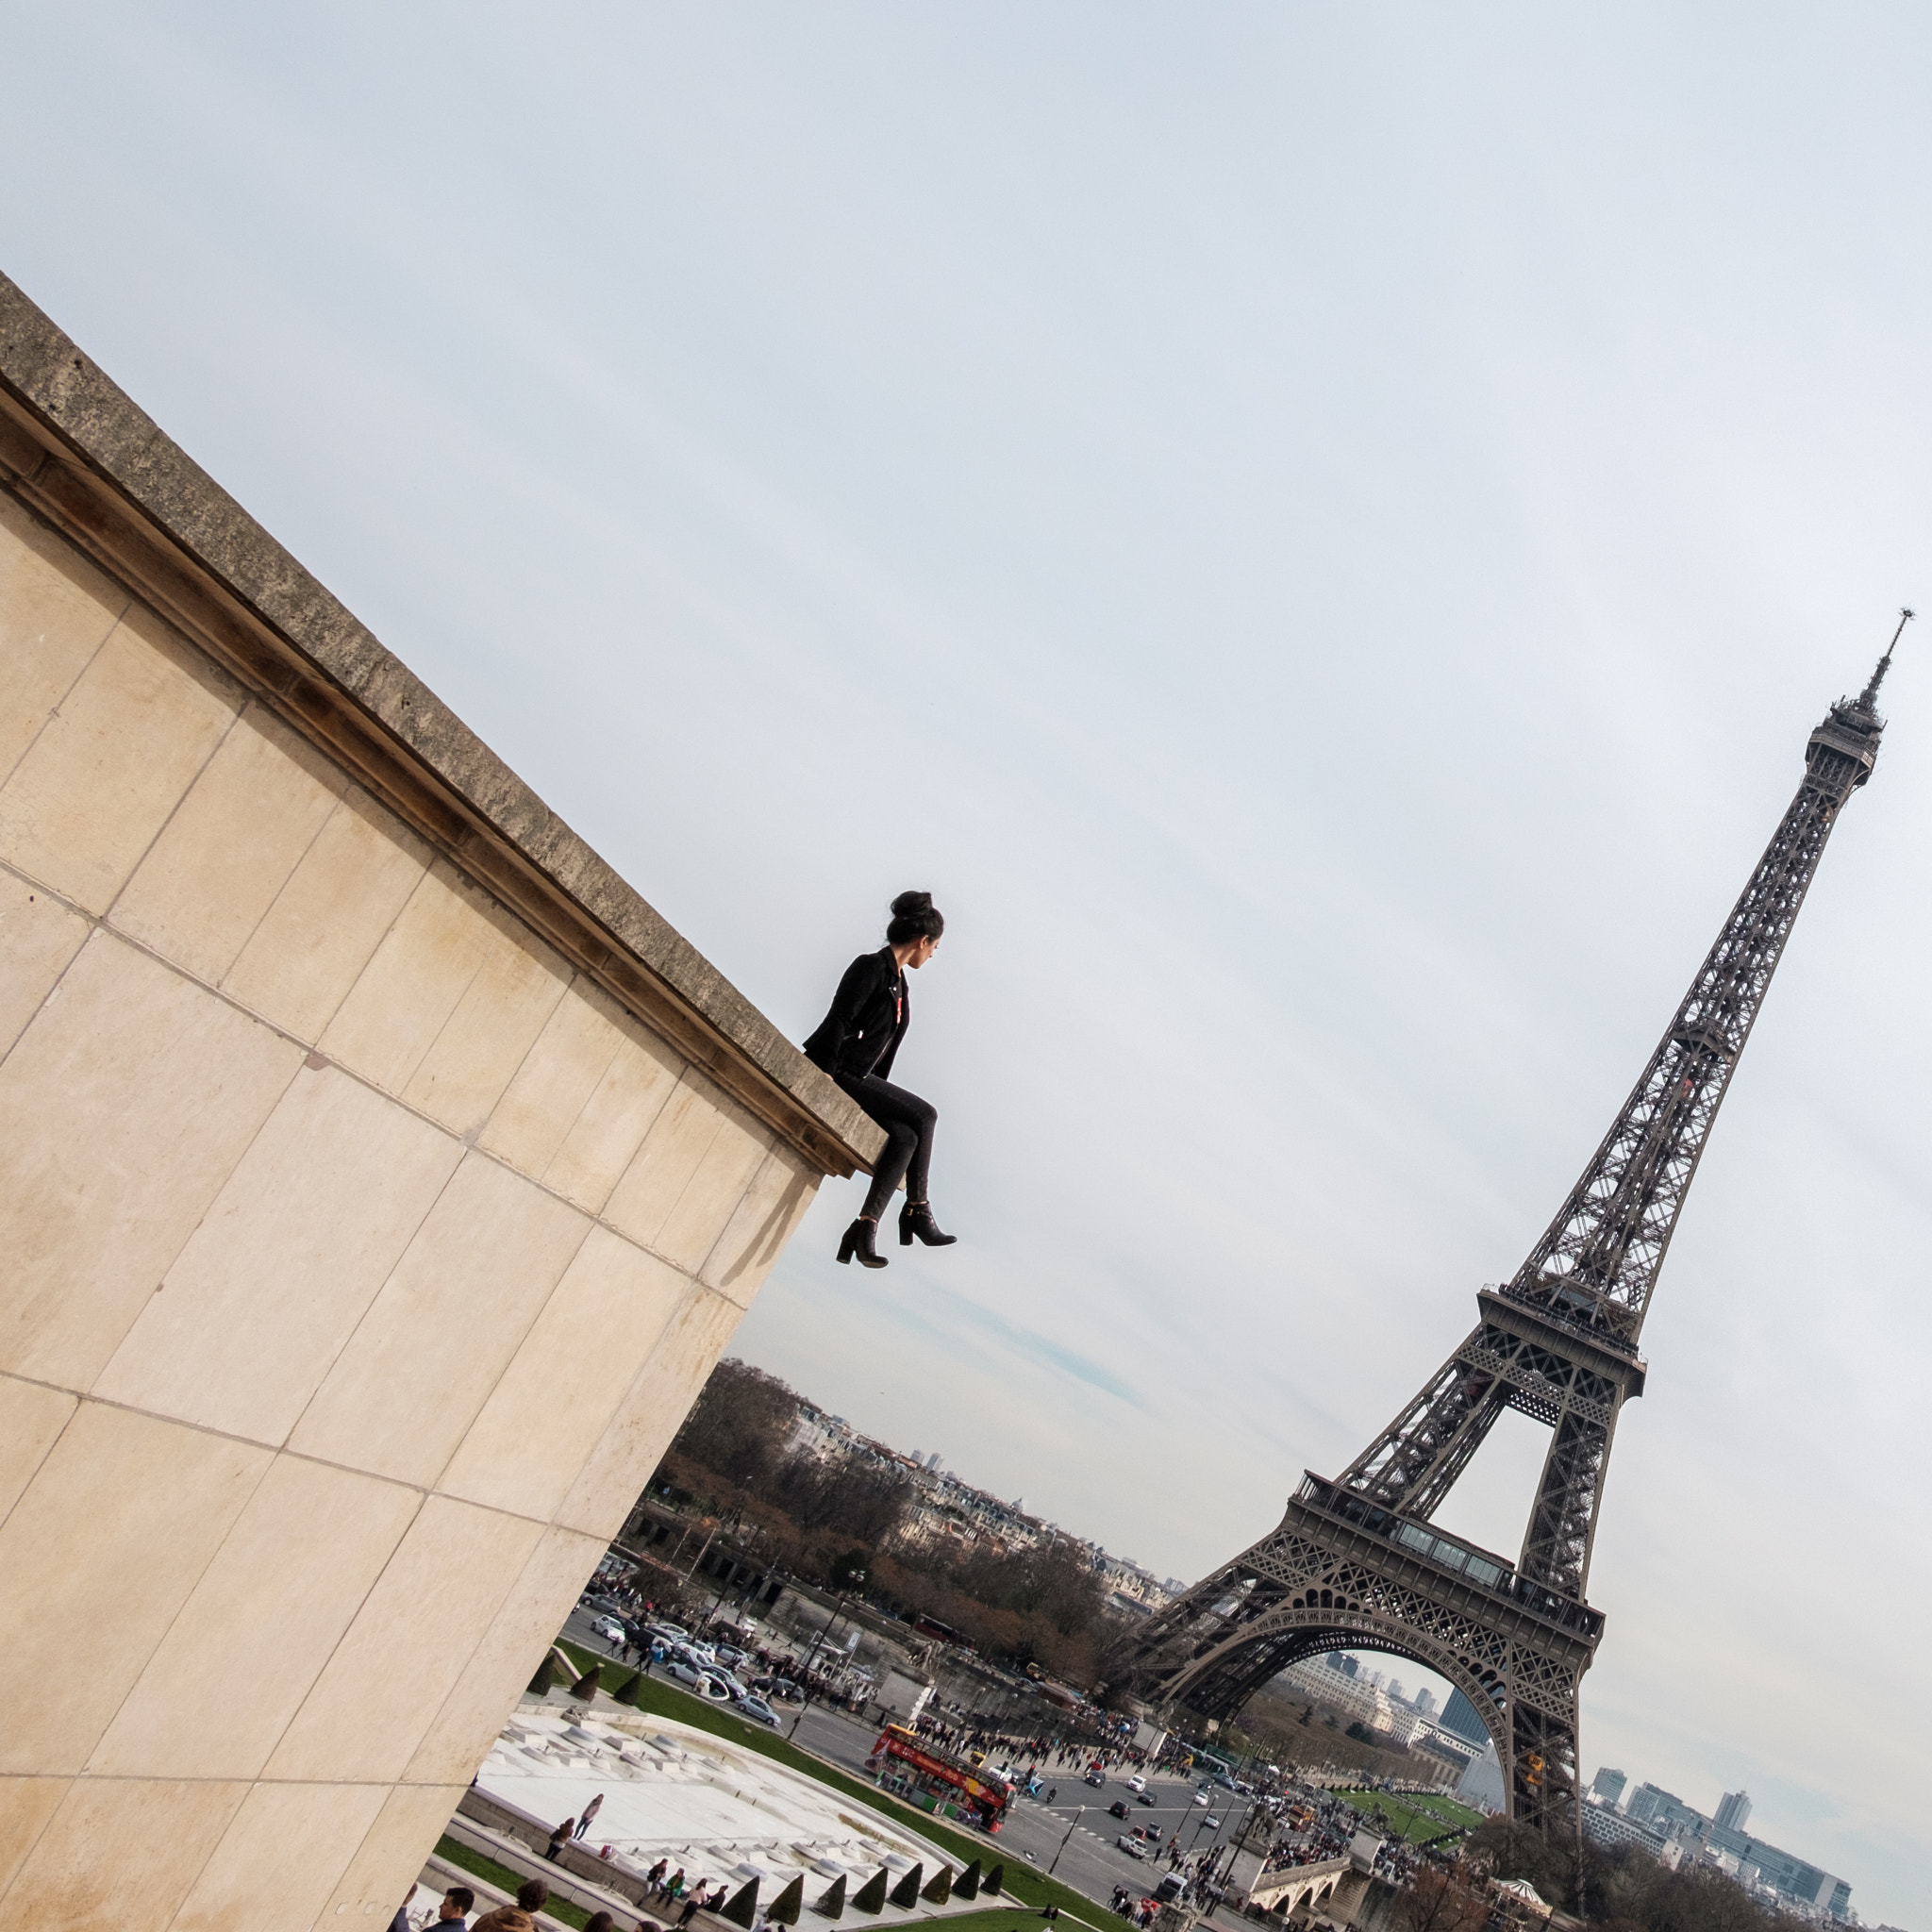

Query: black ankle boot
left=899, top=1201, right=958, bottom=1247
left=838, top=1216, right=888, bottom=1268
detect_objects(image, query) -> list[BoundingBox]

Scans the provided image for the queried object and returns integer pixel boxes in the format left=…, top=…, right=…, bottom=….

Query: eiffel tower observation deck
left=1118, top=621, right=1907, bottom=1838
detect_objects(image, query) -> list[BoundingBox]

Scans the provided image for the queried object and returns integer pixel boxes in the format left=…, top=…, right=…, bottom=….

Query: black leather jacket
left=803, top=947, right=908, bottom=1081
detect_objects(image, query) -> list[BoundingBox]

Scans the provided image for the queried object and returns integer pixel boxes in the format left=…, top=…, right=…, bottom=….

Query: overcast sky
left=6, top=6, right=1928, bottom=1919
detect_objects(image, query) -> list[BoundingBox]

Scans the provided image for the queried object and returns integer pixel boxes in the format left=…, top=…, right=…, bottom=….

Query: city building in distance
left=1584, top=1770, right=1850, bottom=1922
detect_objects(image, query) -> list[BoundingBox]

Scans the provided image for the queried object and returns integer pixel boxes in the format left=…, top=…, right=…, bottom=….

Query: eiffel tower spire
left=1120, top=631, right=1899, bottom=1838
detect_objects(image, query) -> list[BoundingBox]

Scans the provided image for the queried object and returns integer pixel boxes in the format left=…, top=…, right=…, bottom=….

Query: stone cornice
left=0, top=271, right=883, bottom=1179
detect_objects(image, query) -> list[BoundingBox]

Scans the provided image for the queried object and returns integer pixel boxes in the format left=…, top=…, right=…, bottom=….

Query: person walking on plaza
left=575, top=1792, right=605, bottom=1839
left=804, top=890, right=957, bottom=1269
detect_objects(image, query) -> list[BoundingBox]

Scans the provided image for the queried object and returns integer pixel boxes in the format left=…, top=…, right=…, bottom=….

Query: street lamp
left=1047, top=1807, right=1084, bottom=1878
left=789, top=1571, right=865, bottom=1740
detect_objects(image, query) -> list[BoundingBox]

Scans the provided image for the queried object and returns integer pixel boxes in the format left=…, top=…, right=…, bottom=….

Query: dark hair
left=886, top=890, right=944, bottom=945
left=586, top=1916, right=618, bottom=1932
left=518, top=1878, right=550, bottom=1909
left=446, top=1889, right=475, bottom=1912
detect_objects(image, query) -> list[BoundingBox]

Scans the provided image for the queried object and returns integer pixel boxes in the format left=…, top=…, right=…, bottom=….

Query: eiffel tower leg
left=1508, top=1679, right=1579, bottom=1845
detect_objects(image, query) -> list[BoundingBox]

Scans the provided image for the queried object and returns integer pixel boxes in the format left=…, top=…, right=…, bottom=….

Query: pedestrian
left=804, top=890, right=955, bottom=1268
left=677, top=1894, right=703, bottom=1928
left=575, top=1793, right=605, bottom=1839
left=472, top=1879, right=550, bottom=1932
left=546, top=1817, right=575, bottom=1860
left=434, top=1887, right=476, bottom=1924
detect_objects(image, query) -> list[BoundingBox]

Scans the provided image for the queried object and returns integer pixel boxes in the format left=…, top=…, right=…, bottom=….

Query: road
left=559, top=1607, right=1257, bottom=1922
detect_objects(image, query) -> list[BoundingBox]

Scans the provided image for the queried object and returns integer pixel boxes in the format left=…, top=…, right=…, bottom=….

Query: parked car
left=1136, top=1790, right=1158, bottom=1807
left=737, top=1694, right=780, bottom=1726
left=664, top=1658, right=729, bottom=1697
left=1114, top=1837, right=1147, bottom=1860
left=1108, top=1802, right=1130, bottom=1820
left=1124, top=1774, right=1147, bottom=1792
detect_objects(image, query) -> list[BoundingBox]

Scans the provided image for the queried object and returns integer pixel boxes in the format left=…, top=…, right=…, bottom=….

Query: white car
left=1124, top=1775, right=1147, bottom=1793
left=1193, top=1793, right=1210, bottom=1807
left=591, top=1616, right=626, bottom=1645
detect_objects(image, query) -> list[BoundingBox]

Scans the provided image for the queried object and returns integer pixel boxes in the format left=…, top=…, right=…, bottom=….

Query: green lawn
left=1333, top=1788, right=1482, bottom=1845
left=553, top=1642, right=1111, bottom=1932
left=433, top=1835, right=595, bottom=1928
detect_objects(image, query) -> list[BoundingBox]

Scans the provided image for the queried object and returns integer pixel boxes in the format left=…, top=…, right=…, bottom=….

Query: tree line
left=649, top=1357, right=1109, bottom=1679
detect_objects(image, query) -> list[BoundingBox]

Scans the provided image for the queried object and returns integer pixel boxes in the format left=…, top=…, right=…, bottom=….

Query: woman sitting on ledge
left=804, top=890, right=958, bottom=1269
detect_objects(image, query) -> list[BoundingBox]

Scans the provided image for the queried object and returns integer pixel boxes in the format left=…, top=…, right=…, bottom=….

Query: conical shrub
left=888, top=1866, right=923, bottom=1909
left=569, top=1666, right=603, bottom=1700
left=920, top=1867, right=951, bottom=1905
left=984, top=1864, right=1005, bottom=1897
left=722, top=1878, right=760, bottom=1928
left=812, top=1874, right=847, bottom=1920
left=954, top=1860, right=981, bottom=1902
left=525, top=1652, right=558, bottom=1696
left=613, top=1669, right=645, bottom=1706
left=852, top=1869, right=889, bottom=1915
left=768, top=1874, right=805, bottom=1925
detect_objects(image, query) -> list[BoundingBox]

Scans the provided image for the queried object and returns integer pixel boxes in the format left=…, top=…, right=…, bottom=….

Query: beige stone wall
left=0, top=490, right=824, bottom=1929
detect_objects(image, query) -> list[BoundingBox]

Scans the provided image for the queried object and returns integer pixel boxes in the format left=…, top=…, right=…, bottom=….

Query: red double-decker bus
left=865, top=1724, right=1011, bottom=1833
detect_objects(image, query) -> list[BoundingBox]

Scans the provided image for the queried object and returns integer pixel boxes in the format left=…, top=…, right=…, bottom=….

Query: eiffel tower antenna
left=1120, top=633, right=1899, bottom=1840
left=1858, top=606, right=1912, bottom=708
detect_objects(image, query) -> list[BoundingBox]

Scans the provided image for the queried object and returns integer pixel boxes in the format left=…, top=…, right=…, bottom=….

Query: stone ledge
left=0, top=269, right=884, bottom=1180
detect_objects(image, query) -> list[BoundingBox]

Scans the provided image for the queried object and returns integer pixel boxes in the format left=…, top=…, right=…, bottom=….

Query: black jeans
left=837, top=1072, right=937, bottom=1222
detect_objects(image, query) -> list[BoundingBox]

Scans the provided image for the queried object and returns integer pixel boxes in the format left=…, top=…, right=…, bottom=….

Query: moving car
left=1124, top=1775, right=1147, bottom=1793
left=1114, top=1837, right=1147, bottom=1860
left=1193, top=1793, right=1210, bottom=1807
left=1136, top=1790, right=1158, bottom=1807
left=1204, top=1818, right=1223, bottom=1831
left=1108, top=1802, right=1130, bottom=1821
left=1084, top=1771, right=1107, bottom=1789
left=590, top=1616, right=626, bottom=1644
left=737, top=1694, right=780, bottom=1726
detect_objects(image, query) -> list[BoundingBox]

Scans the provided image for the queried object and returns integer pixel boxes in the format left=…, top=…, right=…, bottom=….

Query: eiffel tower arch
left=1120, top=625, right=1907, bottom=1836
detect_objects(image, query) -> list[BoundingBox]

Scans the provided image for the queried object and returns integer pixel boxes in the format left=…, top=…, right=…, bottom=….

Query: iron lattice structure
left=1121, top=630, right=1905, bottom=1835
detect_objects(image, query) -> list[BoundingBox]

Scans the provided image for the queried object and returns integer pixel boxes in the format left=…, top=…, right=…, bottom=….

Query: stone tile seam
left=548, top=1274, right=708, bottom=1541
left=0, top=561, right=129, bottom=796
left=0, top=857, right=770, bottom=1307
left=100, top=691, right=353, bottom=989
left=213, top=780, right=431, bottom=1050
left=349, top=858, right=514, bottom=1106
left=0, top=1770, right=472, bottom=1788
left=0, top=1378, right=79, bottom=1548
left=81, top=649, right=254, bottom=928
left=4, top=1391, right=575, bottom=1821
left=531, top=1025, right=646, bottom=1198
left=0, top=1371, right=625, bottom=1536
left=278, top=1160, right=600, bottom=1504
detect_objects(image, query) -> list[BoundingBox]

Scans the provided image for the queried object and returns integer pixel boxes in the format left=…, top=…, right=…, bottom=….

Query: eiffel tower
left=1121, top=623, right=1907, bottom=1835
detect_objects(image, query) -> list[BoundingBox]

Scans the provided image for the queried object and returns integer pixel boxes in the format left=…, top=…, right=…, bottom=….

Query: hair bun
left=885, top=889, right=944, bottom=945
